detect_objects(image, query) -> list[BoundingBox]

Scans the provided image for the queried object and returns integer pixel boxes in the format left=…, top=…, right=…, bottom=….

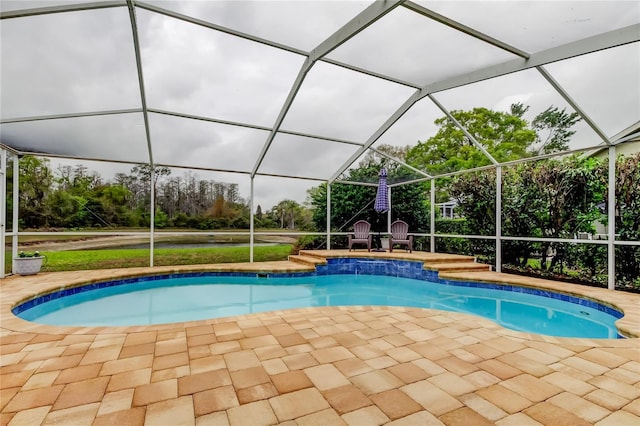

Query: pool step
left=424, top=262, right=491, bottom=273
left=288, top=254, right=327, bottom=268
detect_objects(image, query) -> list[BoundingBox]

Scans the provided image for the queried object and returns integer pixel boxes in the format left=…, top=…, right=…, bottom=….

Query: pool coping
left=1, top=252, right=639, bottom=344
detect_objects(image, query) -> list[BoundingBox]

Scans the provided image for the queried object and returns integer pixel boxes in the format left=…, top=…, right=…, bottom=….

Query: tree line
left=9, top=157, right=312, bottom=231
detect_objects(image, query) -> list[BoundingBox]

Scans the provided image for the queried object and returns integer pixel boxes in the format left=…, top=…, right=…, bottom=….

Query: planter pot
left=14, top=256, right=44, bottom=276
left=381, top=238, right=390, bottom=250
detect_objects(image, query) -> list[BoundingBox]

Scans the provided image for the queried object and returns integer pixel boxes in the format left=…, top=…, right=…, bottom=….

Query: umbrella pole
left=372, top=212, right=385, bottom=252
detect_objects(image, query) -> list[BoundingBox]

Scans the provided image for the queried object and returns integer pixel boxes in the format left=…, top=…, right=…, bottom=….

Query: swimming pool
left=14, top=272, right=623, bottom=338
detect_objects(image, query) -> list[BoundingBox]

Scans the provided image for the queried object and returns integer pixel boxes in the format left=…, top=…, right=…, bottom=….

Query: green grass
left=6, top=245, right=293, bottom=272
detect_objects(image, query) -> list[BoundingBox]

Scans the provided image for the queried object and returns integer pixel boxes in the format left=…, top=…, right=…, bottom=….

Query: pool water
left=15, top=274, right=622, bottom=338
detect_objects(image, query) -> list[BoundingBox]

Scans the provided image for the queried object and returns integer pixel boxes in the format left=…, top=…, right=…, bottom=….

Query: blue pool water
left=15, top=274, right=622, bottom=338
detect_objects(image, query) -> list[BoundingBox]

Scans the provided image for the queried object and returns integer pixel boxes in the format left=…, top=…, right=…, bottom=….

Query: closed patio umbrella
left=374, top=167, right=389, bottom=214
left=373, top=168, right=389, bottom=250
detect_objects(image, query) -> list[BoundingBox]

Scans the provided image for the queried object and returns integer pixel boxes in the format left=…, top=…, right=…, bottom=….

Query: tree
left=406, top=107, right=537, bottom=176
left=18, top=156, right=54, bottom=228
left=531, top=106, right=581, bottom=155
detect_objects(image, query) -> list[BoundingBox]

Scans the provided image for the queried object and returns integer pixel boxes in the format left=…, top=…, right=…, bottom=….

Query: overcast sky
left=1, top=0, right=638, bottom=210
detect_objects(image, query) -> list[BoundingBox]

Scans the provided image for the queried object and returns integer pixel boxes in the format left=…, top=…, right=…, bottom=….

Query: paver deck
left=1, top=250, right=639, bottom=425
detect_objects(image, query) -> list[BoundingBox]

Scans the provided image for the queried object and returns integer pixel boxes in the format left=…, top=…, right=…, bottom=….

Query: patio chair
left=389, top=220, right=413, bottom=253
left=348, top=220, right=372, bottom=251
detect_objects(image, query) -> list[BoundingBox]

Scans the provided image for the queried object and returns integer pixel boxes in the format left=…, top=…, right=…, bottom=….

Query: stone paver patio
left=1, top=251, right=639, bottom=425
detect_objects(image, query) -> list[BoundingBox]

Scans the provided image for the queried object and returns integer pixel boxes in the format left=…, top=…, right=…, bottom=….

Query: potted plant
left=14, top=251, right=46, bottom=276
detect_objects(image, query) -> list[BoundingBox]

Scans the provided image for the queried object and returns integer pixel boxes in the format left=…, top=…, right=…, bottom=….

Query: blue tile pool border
left=12, top=258, right=624, bottom=329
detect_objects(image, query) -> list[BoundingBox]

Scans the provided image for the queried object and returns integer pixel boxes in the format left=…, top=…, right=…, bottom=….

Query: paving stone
left=93, top=407, right=145, bottom=426
left=42, top=402, right=100, bottom=425
left=589, top=375, right=640, bottom=399
left=548, top=391, right=610, bottom=423
left=36, top=354, right=83, bottom=373
left=333, top=358, right=372, bottom=377
left=107, top=368, right=152, bottom=392
left=524, top=401, right=592, bottom=426
left=4, top=406, right=50, bottom=426
left=462, top=370, right=501, bottom=390
left=79, top=345, right=122, bottom=365
left=310, top=346, right=354, bottom=364
left=145, top=395, right=194, bottom=426
left=476, top=384, right=533, bottom=414
left=3, top=385, right=64, bottom=413
left=595, top=410, right=640, bottom=426
left=269, top=388, right=330, bottom=421
left=20, top=371, right=59, bottom=390
left=341, top=405, right=389, bottom=426
left=53, top=376, right=110, bottom=411
left=296, top=408, right=346, bottom=426
left=428, top=371, right=476, bottom=396
left=541, top=371, right=597, bottom=396
left=495, top=412, right=543, bottom=425
left=96, top=389, right=135, bottom=417
left=578, top=348, right=628, bottom=368
left=365, top=356, right=398, bottom=369
left=459, top=393, right=507, bottom=421
left=401, top=380, right=463, bottom=416
left=100, top=354, right=154, bottom=376
left=584, top=388, right=631, bottom=410
left=179, top=369, right=232, bottom=396
left=190, top=355, right=226, bottom=374
left=229, top=366, right=271, bottom=390
left=439, top=406, right=494, bottom=425
left=370, top=389, right=422, bottom=420
left=271, top=370, right=313, bottom=394
left=304, top=364, right=350, bottom=391
left=496, top=353, right=553, bottom=377
left=501, top=374, right=562, bottom=402
left=132, top=379, right=178, bottom=406
left=562, top=356, right=609, bottom=376
left=192, top=386, right=239, bottom=416
left=155, top=338, right=188, bottom=357
left=240, top=335, right=279, bottom=350
left=119, top=342, right=156, bottom=359
left=210, top=341, right=241, bottom=355
left=322, top=384, right=372, bottom=415
left=386, top=362, right=431, bottom=384
left=227, top=400, right=277, bottom=426
left=195, top=411, right=229, bottom=426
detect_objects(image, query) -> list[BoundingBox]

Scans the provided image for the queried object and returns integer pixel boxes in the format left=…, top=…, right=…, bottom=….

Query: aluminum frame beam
left=403, top=1, right=530, bottom=59
left=423, top=24, right=640, bottom=96
left=0, top=1, right=123, bottom=19
left=536, top=66, right=611, bottom=144
left=252, top=0, right=405, bottom=178
left=126, top=0, right=156, bottom=266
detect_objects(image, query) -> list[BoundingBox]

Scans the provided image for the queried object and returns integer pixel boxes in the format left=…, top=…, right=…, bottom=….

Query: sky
left=1, top=0, right=639, bottom=210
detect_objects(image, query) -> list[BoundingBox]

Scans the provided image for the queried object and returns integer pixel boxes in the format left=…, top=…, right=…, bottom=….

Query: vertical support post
left=149, top=167, right=155, bottom=267
left=326, top=183, right=331, bottom=250
left=12, top=155, right=19, bottom=272
left=0, top=149, right=6, bottom=278
left=608, top=145, right=616, bottom=290
left=495, top=166, right=502, bottom=273
left=387, top=186, right=391, bottom=233
left=250, top=177, right=254, bottom=262
left=430, top=179, right=435, bottom=253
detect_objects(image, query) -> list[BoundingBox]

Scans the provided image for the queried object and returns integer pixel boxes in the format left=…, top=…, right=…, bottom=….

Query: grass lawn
left=5, top=245, right=293, bottom=272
